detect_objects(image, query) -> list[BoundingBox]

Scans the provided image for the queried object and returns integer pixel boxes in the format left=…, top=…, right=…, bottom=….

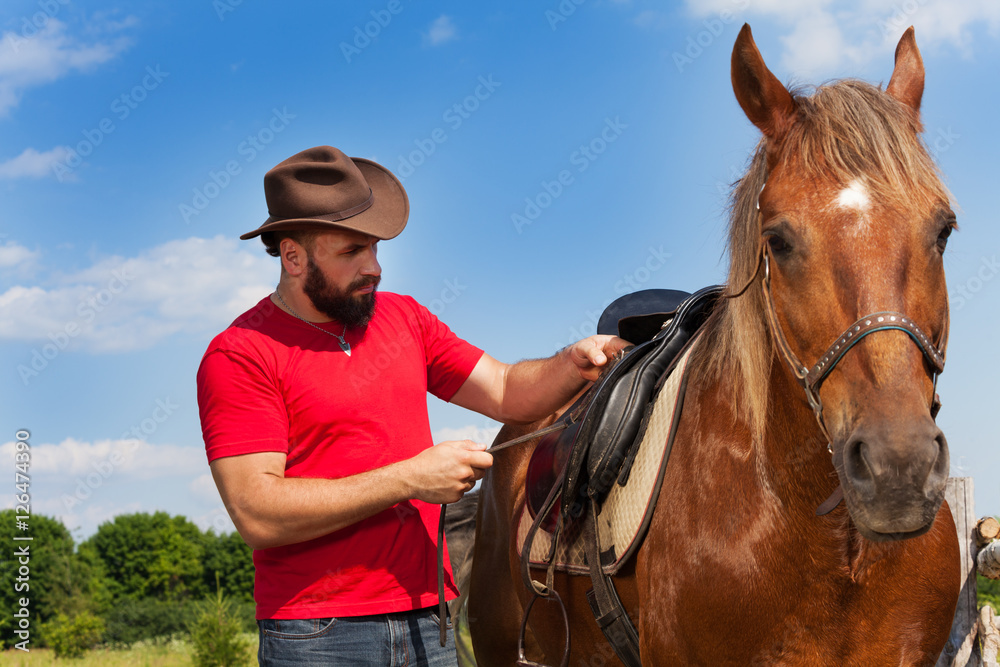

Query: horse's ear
left=731, top=24, right=796, bottom=139
left=886, top=27, right=924, bottom=113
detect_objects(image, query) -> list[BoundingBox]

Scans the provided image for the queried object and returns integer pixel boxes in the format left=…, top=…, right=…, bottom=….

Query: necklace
left=273, top=290, right=351, bottom=356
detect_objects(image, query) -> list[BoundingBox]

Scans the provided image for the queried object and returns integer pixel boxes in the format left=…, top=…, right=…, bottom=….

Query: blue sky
left=2, top=0, right=998, bottom=541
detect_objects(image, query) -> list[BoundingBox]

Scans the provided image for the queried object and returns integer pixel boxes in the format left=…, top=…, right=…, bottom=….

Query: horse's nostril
left=926, top=431, right=950, bottom=492
left=844, top=439, right=877, bottom=496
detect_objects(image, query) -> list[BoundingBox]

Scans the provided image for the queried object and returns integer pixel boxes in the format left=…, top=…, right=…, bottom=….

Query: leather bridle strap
left=760, top=249, right=947, bottom=445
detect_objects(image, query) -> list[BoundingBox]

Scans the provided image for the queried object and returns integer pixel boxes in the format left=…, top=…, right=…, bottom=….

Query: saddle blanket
left=515, top=339, right=697, bottom=576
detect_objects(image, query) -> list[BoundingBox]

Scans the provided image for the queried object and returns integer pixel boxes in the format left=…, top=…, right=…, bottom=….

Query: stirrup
left=516, top=589, right=571, bottom=667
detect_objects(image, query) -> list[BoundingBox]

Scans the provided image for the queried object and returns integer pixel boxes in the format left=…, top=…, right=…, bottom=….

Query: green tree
left=83, top=511, right=206, bottom=601
left=0, top=511, right=99, bottom=648
left=202, top=531, right=255, bottom=603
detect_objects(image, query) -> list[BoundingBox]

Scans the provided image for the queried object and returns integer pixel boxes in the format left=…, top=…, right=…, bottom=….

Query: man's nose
left=362, top=248, right=381, bottom=277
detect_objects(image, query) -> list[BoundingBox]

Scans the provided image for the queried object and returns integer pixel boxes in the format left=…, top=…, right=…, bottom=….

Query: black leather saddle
left=525, top=286, right=722, bottom=530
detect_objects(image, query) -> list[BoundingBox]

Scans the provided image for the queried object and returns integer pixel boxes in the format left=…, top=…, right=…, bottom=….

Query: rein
left=437, top=419, right=574, bottom=647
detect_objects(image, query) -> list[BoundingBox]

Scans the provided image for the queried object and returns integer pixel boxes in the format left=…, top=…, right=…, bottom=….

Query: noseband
left=758, top=249, right=947, bottom=448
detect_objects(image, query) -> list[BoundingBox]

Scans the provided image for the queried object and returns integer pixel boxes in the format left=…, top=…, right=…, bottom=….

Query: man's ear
left=279, top=238, right=308, bottom=277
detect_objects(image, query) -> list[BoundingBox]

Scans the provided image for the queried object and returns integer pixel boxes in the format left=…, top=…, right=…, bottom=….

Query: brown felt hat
left=239, top=146, right=408, bottom=241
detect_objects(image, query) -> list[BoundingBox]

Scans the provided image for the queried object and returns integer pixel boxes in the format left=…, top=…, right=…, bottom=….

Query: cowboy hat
left=239, top=145, right=408, bottom=240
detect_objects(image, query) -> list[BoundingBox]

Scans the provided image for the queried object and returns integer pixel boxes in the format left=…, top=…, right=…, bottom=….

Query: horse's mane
left=698, top=78, right=950, bottom=442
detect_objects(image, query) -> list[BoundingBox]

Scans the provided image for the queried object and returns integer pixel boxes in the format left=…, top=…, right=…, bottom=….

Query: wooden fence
left=938, top=477, right=1000, bottom=666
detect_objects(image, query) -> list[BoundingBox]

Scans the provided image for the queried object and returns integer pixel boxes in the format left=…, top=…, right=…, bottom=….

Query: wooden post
left=981, top=606, right=1000, bottom=665
left=937, top=477, right=981, bottom=667
left=979, top=541, right=1000, bottom=581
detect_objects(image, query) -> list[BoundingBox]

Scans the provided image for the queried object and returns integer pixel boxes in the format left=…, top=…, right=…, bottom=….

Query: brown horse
left=469, top=24, right=961, bottom=666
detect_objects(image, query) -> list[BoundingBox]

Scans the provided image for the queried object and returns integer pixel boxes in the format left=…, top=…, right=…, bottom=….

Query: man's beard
left=302, top=257, right=379, bottom=328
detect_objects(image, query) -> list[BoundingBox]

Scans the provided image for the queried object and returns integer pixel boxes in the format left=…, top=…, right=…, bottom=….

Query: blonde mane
left=697, top=79, right=950, bottom=442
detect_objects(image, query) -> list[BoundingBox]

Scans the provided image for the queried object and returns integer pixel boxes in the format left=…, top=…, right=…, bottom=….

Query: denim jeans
left=257, top=606, right=456, bottom=666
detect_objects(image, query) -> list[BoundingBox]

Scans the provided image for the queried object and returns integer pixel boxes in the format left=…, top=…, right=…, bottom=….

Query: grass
left=0, top=633, right=258, bottom=666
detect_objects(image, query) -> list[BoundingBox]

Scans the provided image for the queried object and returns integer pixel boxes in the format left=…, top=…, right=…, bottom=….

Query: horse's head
left=730, top=25, right=955, bottom=541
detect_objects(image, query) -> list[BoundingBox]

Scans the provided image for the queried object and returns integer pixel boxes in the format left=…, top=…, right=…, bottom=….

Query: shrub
left=101, top=597, right=192, bottom=646
left=43, top=611, right=105, bottom=659
left=188, top=575, right=251, bottom=667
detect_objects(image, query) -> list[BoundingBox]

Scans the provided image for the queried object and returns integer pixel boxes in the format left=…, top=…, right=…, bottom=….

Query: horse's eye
left=766, top=234, right=790, bottom=255
left=936, top=225, right=953, bottom=253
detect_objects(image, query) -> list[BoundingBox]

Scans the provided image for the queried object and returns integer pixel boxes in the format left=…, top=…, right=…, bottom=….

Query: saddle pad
left=515, top=338, right=697, bottom=576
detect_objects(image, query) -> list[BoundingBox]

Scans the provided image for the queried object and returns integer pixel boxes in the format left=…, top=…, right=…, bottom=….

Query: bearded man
left=196, top=146, right=626, bottom=666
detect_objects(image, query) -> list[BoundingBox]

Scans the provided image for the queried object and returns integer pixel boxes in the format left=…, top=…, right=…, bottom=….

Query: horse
left=468, top=24, right=961, bottom=666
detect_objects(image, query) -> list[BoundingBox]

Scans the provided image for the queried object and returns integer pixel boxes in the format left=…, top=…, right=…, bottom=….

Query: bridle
left=757, top=247, right=948, bottom=449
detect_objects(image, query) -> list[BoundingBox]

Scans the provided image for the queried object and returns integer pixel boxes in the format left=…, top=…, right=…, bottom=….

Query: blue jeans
left=257, top=606, right=456, bottom=666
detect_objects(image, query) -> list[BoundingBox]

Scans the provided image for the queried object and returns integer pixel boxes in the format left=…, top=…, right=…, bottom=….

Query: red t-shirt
left=196, top=292, right=484, bottom=619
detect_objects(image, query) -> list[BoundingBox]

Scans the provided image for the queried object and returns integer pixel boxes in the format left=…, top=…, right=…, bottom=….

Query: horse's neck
left=688, top=345, right=841, bottom=516
left=760, top=363, right=844, bottom=513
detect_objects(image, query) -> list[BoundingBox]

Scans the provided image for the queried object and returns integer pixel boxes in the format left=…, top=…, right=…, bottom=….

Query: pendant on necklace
left=334, top=335, right=351, bottom=357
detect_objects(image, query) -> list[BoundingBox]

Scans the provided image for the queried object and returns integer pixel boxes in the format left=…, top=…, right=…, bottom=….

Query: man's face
left=301, top=229, right=381, bottom=328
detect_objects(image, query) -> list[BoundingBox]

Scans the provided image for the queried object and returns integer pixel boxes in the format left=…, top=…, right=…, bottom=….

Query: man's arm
left=211, top=439, right=492, bottom=550
left=450, top=334, right=629, bottom=424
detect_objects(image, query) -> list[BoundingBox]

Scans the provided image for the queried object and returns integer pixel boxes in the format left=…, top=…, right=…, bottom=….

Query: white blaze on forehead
left=836, top=179, right=871, bottom=212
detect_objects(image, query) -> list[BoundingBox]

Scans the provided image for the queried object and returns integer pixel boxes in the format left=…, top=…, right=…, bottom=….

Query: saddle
left=518, top=285, right=722, bottom=667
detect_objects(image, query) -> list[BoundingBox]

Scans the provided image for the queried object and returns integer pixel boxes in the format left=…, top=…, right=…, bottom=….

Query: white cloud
left=0, top=436, right=209, bottom=538
left=0, top=240, right=39, bottom=269
left=424, top=15, right=457, bottom=46
left=0, top=17, right=135, bottom=116
left=683, top=0, right=1000, bottom=79
left=0, top=146, right=72, bottom=179
left=2, top=437, right=204, bottom=478
left=778, top=11, right=850, bottom=79
left=190, top=472, right=223, bottom=505
left=0, top=235, right=275, bottom=352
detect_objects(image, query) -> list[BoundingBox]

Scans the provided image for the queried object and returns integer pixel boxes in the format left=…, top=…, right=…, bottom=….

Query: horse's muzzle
left=839, top=416, right=949, bottom=541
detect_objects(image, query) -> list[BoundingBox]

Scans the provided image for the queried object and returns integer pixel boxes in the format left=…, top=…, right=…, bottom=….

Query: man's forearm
left=211, top=440, right=491, bottom=550
left=452, top=336, right=625, bottom=425
left=499, top=348, right=590, bottom=423
left=214, top=457, right=414, bottom=550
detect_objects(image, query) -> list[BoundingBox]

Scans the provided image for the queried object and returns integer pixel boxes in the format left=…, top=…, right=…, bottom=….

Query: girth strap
left=583, top=498, right=642, bottom=667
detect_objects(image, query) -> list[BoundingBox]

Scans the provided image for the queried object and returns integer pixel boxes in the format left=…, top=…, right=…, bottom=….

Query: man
left=197, top=146, right=626, bottom=666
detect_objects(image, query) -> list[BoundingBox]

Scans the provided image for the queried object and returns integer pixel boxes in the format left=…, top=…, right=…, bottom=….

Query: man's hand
left=404, top=440, right=493, bottom=504
left=565, top=334, right=631, bottom=382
